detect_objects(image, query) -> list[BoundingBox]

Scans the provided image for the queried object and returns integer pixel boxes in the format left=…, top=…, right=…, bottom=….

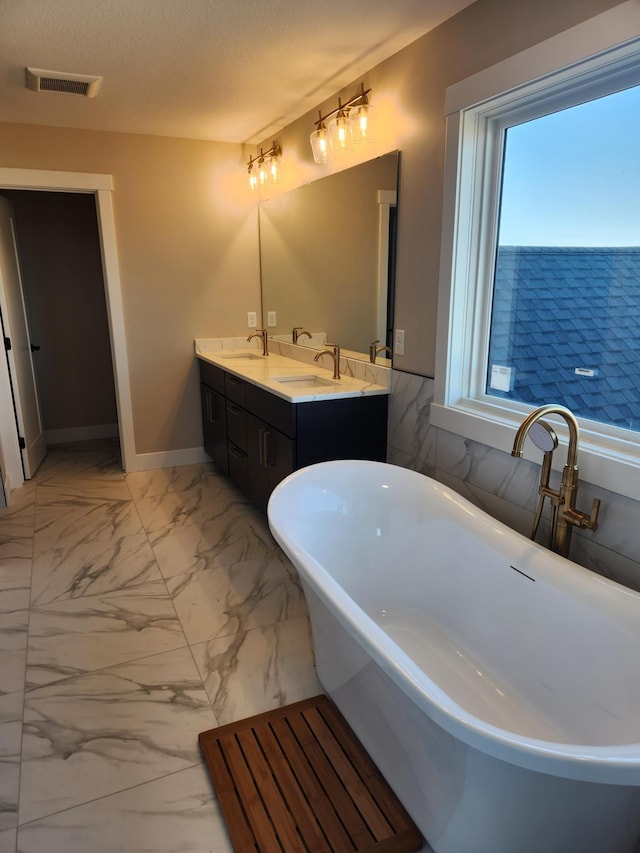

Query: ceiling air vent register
left=26, top=68, right=101, bottom=97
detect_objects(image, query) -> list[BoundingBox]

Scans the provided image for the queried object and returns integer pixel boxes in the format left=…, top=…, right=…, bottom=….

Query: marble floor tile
left=166, top=554, right=306, bottom=646
left=0, top=610, right=29, bottom=697
left=0, top=691, right=24, bottom=833
left=33, top=497, right=142, bottom=553
left=149, top=506, right=279, bottom=579
left=132, top=491, right=194, bottom=533
left=30, top=532, right=161, bottom=607
left=19, top=646, right=218, bottom=824
left=35, top=480, right=133, bottom=506
left=16, top=764, right=232, bottom=853
left=125, top=462, right=228, bottom=500
left=192, top=616, right=321, bottom=725
left=0, top=555, right=32, bottom=615
left=34, top=446, right=123, bottom=488
left=26, top=582, right=187, bottom=688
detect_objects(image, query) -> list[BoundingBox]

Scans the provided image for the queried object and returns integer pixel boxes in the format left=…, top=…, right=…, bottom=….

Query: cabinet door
left=246, top=413, right=294, bottom=513
left=200, top=384, right=228, bottom=475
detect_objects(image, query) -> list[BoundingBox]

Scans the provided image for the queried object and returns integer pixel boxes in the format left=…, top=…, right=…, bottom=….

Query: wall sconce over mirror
left=310, top=84, right=374, bottom=164
left=247, top=141, right=282, bottom=192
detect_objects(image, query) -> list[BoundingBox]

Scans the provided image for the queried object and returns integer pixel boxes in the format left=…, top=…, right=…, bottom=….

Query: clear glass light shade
left=258, top=157, right=268, bottom=186
left=350, top=102, right=375, bottom=144
left=248, top=165, right=258, bottom=192
left=310, top=125, right=330, bottom=164
left=328, top=111, right=352, bottom=154
left=267, top=153, right=280, bottom=184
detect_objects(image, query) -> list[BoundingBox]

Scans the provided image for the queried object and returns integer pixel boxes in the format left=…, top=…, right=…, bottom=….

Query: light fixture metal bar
left=247, top=141, right=281, bottom=170
left=313, top=84, right=371, bottom=128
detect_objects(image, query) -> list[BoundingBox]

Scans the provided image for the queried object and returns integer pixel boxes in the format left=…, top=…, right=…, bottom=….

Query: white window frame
left=432, top=1, right=640, bottom=502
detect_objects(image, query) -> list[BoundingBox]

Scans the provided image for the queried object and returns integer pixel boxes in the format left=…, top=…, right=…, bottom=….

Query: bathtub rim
left=268, top=459, right=640, bottom=786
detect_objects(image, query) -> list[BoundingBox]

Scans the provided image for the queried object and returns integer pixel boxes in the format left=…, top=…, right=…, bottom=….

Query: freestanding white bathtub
left=267, top=460, right=640, bottom=853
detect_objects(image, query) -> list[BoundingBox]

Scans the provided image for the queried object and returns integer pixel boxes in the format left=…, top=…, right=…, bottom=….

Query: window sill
left=430, top=399, right=640, bottom=503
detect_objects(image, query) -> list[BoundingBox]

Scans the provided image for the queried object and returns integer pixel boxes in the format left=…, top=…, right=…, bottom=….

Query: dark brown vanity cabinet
left=199, top=359, right=387, bottom=512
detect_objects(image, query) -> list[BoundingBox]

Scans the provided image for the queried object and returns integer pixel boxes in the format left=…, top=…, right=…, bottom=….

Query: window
left=487, top=86, right=640, bottom=432
left=432, top=16, right=640, bottom=501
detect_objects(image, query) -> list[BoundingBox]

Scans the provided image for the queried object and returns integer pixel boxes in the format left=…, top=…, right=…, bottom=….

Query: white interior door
left=0, top=196, right=46, bottom=478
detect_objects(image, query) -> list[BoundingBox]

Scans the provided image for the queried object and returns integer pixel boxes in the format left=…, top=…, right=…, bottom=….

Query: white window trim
left=432, top=1, right=640, bottom=502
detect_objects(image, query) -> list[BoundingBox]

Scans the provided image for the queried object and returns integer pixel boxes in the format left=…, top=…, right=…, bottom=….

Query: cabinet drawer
left=228, top=443, right=250, bottom=497
left=224, top=373, right=246, bottom=407
left=199, top=359, right=225, bottom=394
left=244, top=382, right=296, bottom=438
left=226, top=400, right=248, bottom=451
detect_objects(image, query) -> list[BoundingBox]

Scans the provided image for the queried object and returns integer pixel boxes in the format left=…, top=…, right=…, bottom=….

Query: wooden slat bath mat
left=199, top=694, right=423, bottom=853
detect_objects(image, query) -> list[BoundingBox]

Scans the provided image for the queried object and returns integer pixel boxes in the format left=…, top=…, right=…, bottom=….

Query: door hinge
left=3, top=337, right=10, bottom=351
left=18, top=436, right=25, bottom=449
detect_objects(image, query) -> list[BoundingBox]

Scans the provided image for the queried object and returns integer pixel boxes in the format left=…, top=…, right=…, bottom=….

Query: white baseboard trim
left=130, top=446, right=209, bottom=473
left=46, top=423, right=120, bottom=445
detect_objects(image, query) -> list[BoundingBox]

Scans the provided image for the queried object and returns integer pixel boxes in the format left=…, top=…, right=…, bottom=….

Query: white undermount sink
left=273, top=374, right=335, bottom=388
left=218, top=352, right=263, bottom=360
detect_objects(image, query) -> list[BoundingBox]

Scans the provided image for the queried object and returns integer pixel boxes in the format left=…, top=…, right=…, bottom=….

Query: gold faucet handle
left=583, top=498, right=601, bottom=531
left=565, top=498, right=601, bottom=531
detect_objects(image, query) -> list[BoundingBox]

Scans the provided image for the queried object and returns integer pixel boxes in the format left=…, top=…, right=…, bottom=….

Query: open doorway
left=1, top=190, right=119, bottom=474
left=0, top=169, right=135, bottom=499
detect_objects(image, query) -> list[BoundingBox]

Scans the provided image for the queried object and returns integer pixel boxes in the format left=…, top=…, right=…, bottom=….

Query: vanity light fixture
left=310, top=84, right=373, bottom=163
left=247, top=141, right=281, bottom=191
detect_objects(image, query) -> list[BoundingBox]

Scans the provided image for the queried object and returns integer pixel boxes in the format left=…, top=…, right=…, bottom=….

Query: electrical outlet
left=267, top=311, right=277, bottom=327
left=247, top=311, right=257, bottom=327
left=394, top=328, right=405, bottom=356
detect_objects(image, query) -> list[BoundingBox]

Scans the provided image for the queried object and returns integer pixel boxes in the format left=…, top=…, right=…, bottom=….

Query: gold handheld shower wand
left=527, top=420, right=558, bottom=543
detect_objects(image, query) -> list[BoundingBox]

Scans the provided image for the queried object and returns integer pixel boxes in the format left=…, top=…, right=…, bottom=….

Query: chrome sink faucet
left=314, top=343, right=341, bottom=379
left=292, top=327, right=311, bottom=344
left=247, top=328, right=268, bottom=356
left=511, top=404, right=600, bottom=558
left=369, top=340, right=393, bottom=363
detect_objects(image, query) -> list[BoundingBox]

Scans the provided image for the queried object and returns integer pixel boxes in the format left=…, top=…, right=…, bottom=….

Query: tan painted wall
left=258, top=0, right=625, bottom=376
left=0, top=125, right=259, bottom=455
left=0, top=0, right=624, bottom=458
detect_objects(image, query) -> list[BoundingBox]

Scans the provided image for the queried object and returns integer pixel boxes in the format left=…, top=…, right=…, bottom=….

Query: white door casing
left=0, top=169, right=135, bottom=483
left=0, top=196, right=46, bottom=478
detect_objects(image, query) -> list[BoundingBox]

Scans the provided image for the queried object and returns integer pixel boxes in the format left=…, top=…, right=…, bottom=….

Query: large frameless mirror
left=259, top=151, right=399, bottom=363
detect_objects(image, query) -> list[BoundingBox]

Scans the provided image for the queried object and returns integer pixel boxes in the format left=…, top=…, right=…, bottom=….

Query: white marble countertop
left=195, top=340, right=390, bottom=403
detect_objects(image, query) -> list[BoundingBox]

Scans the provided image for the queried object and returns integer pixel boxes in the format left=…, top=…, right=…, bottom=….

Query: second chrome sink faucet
left=314, top=343, right=341, bottom=379
left=512, top=404, right=600, bottom=559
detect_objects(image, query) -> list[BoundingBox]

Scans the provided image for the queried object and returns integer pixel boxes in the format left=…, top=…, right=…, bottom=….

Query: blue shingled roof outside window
left=487, top=247, right=640, bottom=432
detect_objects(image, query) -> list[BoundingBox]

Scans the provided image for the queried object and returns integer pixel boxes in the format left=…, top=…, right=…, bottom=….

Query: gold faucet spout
left=314, top=343, right=341, bottom=379
left=512, top=404, right=579, bottom=469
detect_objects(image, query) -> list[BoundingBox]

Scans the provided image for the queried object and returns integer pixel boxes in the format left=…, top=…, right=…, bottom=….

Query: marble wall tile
left=15, top=765, right=233, bottom=853
left=19, top=646, right=217, bottom=824
left=26, top=582, right=187, bottom=688
left=149, top=508, right=279, bottom=579
left=387, top=368, right=640, bottom=589
left=0, top=691, right=23, bottom=834
left=30, top=532, right=161, bottom=607
left=388, top=371, right=437, bottom=469
left=166, top=555, right=306, bottom=646
left=0, top=829, right=15, bottom=853
left=192, top=616, right=321, bottom=725
left=435, top=469, right=535, bottom=539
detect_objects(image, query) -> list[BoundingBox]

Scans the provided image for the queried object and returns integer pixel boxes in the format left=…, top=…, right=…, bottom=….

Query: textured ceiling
left=0, top=0, right=476, bottom=144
